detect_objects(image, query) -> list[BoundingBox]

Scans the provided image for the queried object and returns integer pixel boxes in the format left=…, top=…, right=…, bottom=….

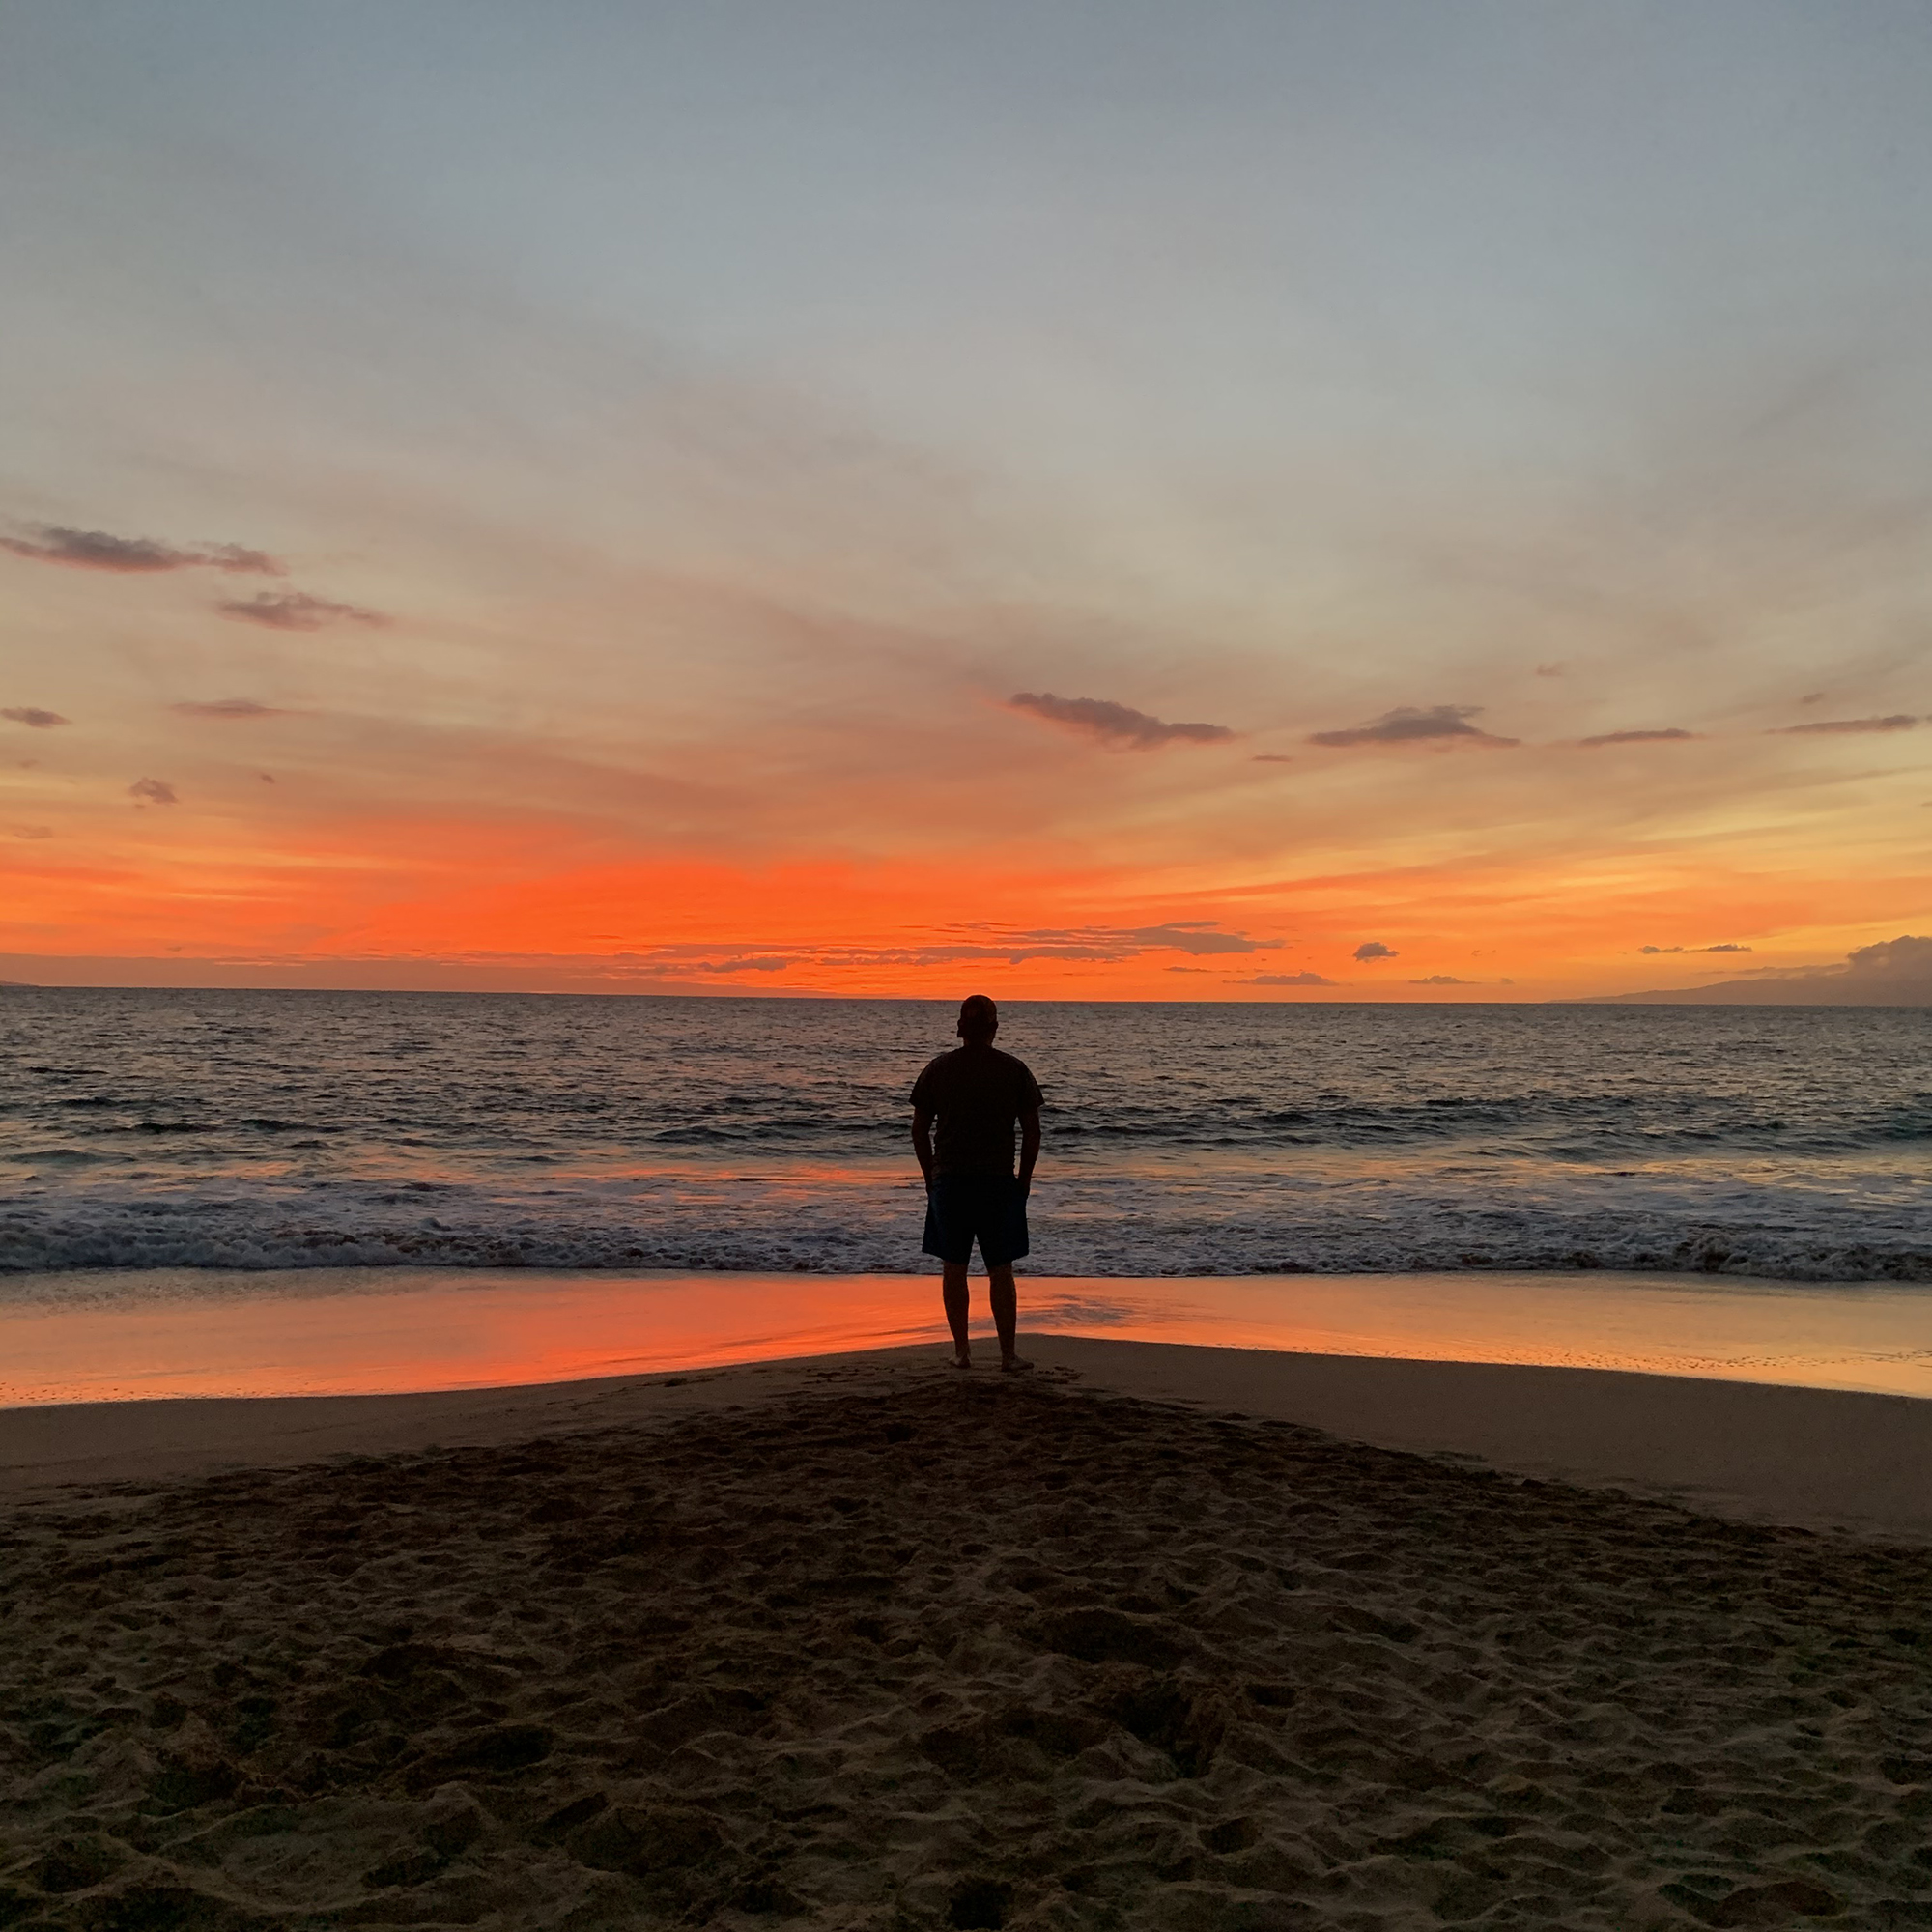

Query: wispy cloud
left=128, top=778, right=178, bottom=806
left=1007, top=692, right=1233, bottom=749
left=216, top=591, right=387, bottom=632
left=1242, top=970, right=1334, bottom=986
left=2, top=707, right=68, bottom=728
left=171, top=698, right=288, bottom=720
left=1, top=526, right=281, bottom=574
left=1640, top=943, right=1752, bottom=954
left=1353, top=940, right=1397, bottom=960
left=1309, top=704, right=1518, bottom=750
left=11, top=825, right=52, bottom=839
left=1409, top=974, right=1470, bottom=984
left=924, top=920, right=1271, bottom=963
left=620, top=919, right=1273, bottom=978
left=1769, top=714, right=1918, bottom=735
left=1250, top=753, right=1293, bottom=763
left=1578, top=727, right=1699, bottom=747
left=1125, top=922, right=1269, bottom=956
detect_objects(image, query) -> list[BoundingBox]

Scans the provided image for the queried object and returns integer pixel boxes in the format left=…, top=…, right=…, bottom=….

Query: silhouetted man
left=910, top=994, right=1042, bottom=1371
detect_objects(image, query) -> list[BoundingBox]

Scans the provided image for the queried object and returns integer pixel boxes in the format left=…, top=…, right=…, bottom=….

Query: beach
left=5, top=1338, right=1930, bottom=1929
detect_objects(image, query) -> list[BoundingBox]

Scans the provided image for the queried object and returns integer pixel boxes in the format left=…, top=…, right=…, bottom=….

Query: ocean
left=2, top=988, right=1926, bottom=1293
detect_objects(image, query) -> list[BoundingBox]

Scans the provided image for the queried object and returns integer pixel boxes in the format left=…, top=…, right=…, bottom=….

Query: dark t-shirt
left=910, top=1045, right=1044, bottom=1177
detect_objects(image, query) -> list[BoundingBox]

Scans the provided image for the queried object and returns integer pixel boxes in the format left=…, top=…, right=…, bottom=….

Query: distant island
left=1588, top=935, right=1930, bottom=1006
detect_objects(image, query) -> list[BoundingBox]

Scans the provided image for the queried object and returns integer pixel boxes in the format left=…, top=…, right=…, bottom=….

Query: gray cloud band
left=1309, top=704, right=1518, bottom=749
left=1, top=526, right=281, bottom=575
left=1007, top=692, right=1233, bottom=748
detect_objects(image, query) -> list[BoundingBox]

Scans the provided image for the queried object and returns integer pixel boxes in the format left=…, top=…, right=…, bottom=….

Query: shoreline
left=6, top=1265, right=1931, bottom=1411
left=4, top=1333, right=1928, bottom=1542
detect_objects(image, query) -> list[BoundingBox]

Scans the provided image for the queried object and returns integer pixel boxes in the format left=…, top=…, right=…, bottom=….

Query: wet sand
left=9, top=1266, right=1932, bottom=1406
left=4, top=1345, right=1930, bottom=1928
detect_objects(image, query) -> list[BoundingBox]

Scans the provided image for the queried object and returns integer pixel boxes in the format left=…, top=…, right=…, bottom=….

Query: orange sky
left=4, top=7, right=1930, bottom=999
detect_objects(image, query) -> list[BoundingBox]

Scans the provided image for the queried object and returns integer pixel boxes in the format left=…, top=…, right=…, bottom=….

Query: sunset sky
left=4, top=1, right=1930, bottom=1000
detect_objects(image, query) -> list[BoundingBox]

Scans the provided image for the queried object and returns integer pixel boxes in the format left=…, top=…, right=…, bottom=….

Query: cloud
left=1, top=707, right=68, bottom=728
left=1844, top=934, right=1932, bottom=984
left=216, top=591, right=387, bottom=631
left=128, top=778, right=178, bottom=806
left=12, top=825, right=52, bottom=839
left=1639, top=943, right=1753, bottom=954
left=1535, top=663, right=1565, bottom=678
left=1578, top=727, right=1700, bottom=747
left=1165, top=965, right=1211, bottom=974
left=1409, top=975, right=1469, bottom=984
left=1353, top=941, right=1397, bottom=960
left=0, top=526, right=281, bottom=574
left=1769, top=714, right=1918, bottom=735
left=929, top=920, right=1268, bottom=963
left=1242, top=971, right=1335, bottom=986
left=1006, top=692, right=1234, bottom=749
left=1309, top=704, right=1518, bottom=749
left=171, top=698, right=288, bottom=720
left=1125, top=923, right=1268, bottom=956
left=626, top=919, right=1273, bottom=977
left=1250, top=753, right=1293, bottom=763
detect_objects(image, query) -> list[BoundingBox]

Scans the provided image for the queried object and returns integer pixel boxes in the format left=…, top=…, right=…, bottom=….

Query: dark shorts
left=922, top=1172, right=1030, bottom=1268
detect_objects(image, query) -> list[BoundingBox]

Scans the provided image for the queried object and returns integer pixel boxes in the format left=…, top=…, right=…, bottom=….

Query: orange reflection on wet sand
left=2, top=1268, right=1929, bottom=1407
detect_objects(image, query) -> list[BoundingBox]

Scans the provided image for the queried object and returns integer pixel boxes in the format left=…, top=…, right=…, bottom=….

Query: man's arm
left=1017, top=1107, right=1040, bottom=1196
left=912, top=1105, right=936, bottom=1188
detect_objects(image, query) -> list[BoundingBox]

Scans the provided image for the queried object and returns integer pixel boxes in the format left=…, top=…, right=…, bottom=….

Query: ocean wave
left=4, top=992, right=1928, bottom=1296
left=1, top=1183, right=1925, bottom=1290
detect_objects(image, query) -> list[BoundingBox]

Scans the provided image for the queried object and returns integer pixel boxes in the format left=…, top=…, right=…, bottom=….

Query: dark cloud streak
left=216, top=591, right=387, bottom=632
left=1578, top=727, right=1699, bottom=747
left=172, top=699, right=288, bottom=720
left=1310, top=704, right=1517, bottom=749
left=1007, top=692, right=1233, bottom=749
left=1769, top=714, right=1918, bottom=735
left=626, top=919, right=1272, bottom=976
left=1, top=526, right=281, bottom=575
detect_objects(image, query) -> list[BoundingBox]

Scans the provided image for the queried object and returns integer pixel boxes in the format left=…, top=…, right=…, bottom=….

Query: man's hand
left=912, top=1105, right=936, bottom=1193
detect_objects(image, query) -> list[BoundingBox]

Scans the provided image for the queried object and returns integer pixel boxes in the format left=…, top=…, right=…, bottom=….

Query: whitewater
left=2, top=989, right=1926, bottom=1294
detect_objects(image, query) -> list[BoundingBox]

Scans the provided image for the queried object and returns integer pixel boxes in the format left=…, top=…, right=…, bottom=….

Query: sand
left=6, top=1336, right=1930, bottom=1542
left=3, top=1344, right=1930, bottom=1928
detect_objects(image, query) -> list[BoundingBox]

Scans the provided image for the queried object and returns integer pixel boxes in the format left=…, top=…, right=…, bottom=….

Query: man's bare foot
left=1001, top=1354, right=1033, bottom=1373
left=952, top=1351, right=972, bottom=1370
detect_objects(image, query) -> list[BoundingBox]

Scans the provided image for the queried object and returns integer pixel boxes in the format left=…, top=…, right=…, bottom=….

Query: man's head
left=956, top=994, right=999, bottom=1043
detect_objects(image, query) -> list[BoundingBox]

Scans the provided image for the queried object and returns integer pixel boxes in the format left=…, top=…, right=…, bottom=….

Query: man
left=910, top=994, right=1042, bottom=1372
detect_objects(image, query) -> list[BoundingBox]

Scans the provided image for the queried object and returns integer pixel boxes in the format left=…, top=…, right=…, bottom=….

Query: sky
left=3, top=0, right=1930, bottom=1001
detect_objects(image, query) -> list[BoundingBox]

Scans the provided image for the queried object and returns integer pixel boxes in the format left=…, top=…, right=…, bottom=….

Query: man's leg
left=942, top=1262, right=972, bottom=1366
left=988, top=1264, right=1028, bottom=1370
